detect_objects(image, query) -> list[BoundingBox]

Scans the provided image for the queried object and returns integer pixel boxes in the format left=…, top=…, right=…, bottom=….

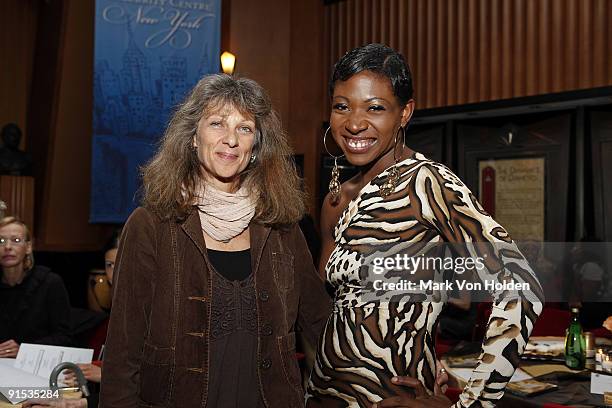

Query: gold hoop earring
left=380, top=127, right=405, bottom=198
left=323, top=127, right=344, bottom=202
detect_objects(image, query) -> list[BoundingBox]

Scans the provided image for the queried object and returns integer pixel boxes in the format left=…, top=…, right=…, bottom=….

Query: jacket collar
left=180, top=210, right=207, bottom=258
left=249, top=222, right=272, bottom=276
left=180, top=209, right=272, bottom=275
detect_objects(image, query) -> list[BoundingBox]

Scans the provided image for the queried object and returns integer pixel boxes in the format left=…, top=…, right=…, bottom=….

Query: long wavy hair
left=141, top=74, right=306, bottom=225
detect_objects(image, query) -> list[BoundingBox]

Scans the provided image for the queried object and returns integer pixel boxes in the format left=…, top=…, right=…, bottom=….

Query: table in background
left=442, top=337, right=611, bottom=407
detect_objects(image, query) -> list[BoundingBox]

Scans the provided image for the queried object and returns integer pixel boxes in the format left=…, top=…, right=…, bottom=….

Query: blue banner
left=91, top=0, right=220, bottom=223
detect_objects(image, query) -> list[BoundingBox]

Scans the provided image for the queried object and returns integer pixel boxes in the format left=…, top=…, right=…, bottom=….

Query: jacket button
left=260, top=358, right=272, bottom=370
left=262, top=324, right=273, bottom=336
left=259, top=290, right=269, bottom=301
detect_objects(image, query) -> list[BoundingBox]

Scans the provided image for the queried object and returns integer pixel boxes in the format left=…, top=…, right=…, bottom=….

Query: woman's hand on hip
left=372, top=370, right=452, bottom=408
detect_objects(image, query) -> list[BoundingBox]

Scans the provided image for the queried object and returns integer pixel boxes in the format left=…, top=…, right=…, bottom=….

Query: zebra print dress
left=306, top=153, right=543, bottom=408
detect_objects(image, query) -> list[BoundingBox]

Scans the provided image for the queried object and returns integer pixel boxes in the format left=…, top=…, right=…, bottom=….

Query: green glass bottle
left=564, top=307, right=585, bottom=369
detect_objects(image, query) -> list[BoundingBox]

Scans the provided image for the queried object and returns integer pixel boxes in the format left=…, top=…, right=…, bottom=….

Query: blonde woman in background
left=0, top=216, right=71, bottom=357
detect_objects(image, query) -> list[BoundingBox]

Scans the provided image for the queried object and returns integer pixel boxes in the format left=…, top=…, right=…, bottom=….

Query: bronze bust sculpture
left=0, top=123, right=32, bottom=175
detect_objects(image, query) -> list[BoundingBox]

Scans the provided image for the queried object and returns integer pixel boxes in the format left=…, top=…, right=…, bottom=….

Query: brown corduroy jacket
left=99, top=207, right=331, bottom=408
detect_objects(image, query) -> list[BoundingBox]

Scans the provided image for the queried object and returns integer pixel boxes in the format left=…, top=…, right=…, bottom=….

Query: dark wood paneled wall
left=591, top=108, right=612, bottom=242
left=0, top=0, right=39, bottom=146
left=0, top=176, right=35, bottom=232
left=225, top=0, right=325, bottom=214
left=324, top=0, right=612, bottom=108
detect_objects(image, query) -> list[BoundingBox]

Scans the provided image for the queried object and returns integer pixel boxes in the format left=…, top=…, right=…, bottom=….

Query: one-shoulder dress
left=306, top=153, right=544, bottom=408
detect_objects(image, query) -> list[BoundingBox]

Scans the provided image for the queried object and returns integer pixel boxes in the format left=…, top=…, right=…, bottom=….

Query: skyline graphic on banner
left=91, top=0, right=220, bottom=223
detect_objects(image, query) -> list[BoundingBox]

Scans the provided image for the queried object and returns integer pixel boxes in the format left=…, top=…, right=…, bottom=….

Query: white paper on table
left=508, top=368, right=533, bottom=383
left=13, top=343, right=93, bottom=380
left=525, top=339, right=565, bottom=354
left=0, top=358, right=15, bottom=368
left=590, top=372, right=612, bottom=394
left=452, top=367, right=532, bottom=383
left=0, top=363, right=48, bottom=404
left=450, top=367, right=475, bottom=383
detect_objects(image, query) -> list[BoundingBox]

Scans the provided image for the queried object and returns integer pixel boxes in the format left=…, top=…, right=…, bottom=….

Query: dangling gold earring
left=380, top=126, right=405, bottom=197
left=323, top=127, right=344, bottom=202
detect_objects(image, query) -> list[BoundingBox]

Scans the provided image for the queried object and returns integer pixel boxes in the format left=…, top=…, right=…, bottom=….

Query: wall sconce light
left=220, top=51, right=236, bottom=75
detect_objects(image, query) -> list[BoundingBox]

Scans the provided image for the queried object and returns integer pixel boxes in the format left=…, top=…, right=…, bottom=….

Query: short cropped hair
left=329, top=43, right=414, bottom=105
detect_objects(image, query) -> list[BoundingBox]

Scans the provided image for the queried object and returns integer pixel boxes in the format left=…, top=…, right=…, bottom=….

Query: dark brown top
left=207, top=249, right=263, bottom=407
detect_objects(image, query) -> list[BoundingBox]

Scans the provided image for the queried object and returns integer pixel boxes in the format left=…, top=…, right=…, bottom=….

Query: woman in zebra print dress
left=306, top=44, right=544, bottom=408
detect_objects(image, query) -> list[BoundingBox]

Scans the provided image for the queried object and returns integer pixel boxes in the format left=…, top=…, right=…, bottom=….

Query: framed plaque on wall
left=457, top=112, right=571, bottom=242
left=478, top=157, right=546, bottom=241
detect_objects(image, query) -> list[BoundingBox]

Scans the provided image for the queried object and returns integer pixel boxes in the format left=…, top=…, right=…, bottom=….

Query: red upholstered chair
left=591, top=326, right=612, bottom=339
left=473, top=304, right=573, bottom=338
left=434, top=333, right=457, bottom=357
left=85, top=318, right=109, bottom=359
left=444, top=387, right=462, bottom=404
left=531, top=307, right=571, bottom=337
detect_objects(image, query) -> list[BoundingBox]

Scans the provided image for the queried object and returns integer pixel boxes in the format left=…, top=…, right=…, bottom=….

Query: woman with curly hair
left=99, top=74, right=332, bottom=407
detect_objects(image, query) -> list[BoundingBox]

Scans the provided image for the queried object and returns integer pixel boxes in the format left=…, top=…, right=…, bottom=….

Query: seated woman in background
left=81, top=228, right=122, bottom=362
left=102, top=230, right=120, bottom=285
left=24, top=230, right=123, bottom=408
left=0, top=216, right=72, bottom=357
left=69, top=229, right=122, bottom=378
